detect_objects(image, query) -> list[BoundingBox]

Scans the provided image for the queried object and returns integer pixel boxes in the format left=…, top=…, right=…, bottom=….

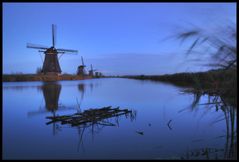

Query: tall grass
left=176, top=24, right=236, bottom=70
left=176, top=24, right=236, bottom=105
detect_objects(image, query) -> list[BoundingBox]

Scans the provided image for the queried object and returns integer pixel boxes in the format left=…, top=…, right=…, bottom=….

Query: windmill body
left=88, top=69, right=94, bottom=77
left=89, top=64, right=97, bottom=77
left=27, top=24, right=78, bottom=75
left=42, top=47, right=61, bottom=75
left=77, top=56, right=86, bottom=76
left=77, top=66, right=85, bottom=76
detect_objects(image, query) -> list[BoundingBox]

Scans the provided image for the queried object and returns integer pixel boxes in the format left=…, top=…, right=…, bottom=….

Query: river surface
left=3, top=78, right=237, bottom=159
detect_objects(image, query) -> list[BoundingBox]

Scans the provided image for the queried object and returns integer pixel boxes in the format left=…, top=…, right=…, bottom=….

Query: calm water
left=3, top=78, right=237, bottom=160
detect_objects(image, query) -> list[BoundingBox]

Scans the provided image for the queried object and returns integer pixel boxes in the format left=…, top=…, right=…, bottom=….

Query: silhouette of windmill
left=77, top=56, right=86, bottom=76
left=27, top=24, right=78, bottom=75
left=88, top=64, right=97, bottom=77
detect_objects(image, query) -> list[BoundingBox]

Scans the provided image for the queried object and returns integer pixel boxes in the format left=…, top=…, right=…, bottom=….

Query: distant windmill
left=88, top=64, right=97, bottom=77
left=77, top=56, right=86, bottom=76
left=27, top=24, right=78, bottom=75
left=95, top=72, right=103, bottom=78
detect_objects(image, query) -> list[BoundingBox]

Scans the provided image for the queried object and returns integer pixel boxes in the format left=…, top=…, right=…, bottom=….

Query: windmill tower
left=27, top=24, right=78, bottom=75
left=88, top=64, right=97, bottom=77
left=77, top=56, right=86, bottom=76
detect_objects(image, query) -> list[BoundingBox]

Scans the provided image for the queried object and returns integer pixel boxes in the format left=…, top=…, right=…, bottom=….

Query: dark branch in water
left=167, top=119, right=172, bottom=130
left=136, top=131, right=144, bottom=135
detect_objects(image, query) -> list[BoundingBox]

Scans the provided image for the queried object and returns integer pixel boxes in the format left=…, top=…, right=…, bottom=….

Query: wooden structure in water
left=46, top=106, right=136, bottom=127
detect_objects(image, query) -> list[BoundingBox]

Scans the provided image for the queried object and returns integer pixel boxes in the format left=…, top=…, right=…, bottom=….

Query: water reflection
left=3, top=79, right=236, bottom=159
left=42, top=82, right=61, bottom=113
left=3, top=84, right=43, bottom=91
left=181, top=91, right=237, bottom=160
left=28, top=82, right=87, bottom=117
left=46, top=106, right=137, bottom=152
left=27, top=83, right=73, bottom=117
left=27, top=81, right=137, bottom=152
left=42, top=82, right=62, bottom=135
left=77, top=83, right=85, bottom=111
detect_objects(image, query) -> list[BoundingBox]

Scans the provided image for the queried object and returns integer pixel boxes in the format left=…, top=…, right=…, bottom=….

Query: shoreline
left=2, top=74, right=95, bottom=82
left=122, top=69, right=237, bottom=107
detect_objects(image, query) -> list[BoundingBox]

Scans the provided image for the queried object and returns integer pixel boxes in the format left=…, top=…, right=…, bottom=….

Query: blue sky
left=3, top=3, right=236, bottom=75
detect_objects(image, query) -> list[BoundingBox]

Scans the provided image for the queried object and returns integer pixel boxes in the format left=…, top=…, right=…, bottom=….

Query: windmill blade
left=52, top=24, right=56, bottom=47
left=54, top=25, right=57, bottom=47
left=91, top=64, right=98, bottom=71
left=38, top=51, right=44, bottom=63
left=27, top=43, right=49, bottom=50
left=57, top=51, right=65, bottom=54
left=81, top=56, right=85, bottom=66
left=57, top=48, right=78, bottom=53
left=57, top=52, right=75, bottom=61
left=58, top=53, right=64, bottom=60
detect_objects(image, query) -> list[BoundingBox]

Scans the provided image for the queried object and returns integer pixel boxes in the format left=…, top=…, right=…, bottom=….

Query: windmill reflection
left=78, top=83, right=85, bottom=94
left=42, top=82, right=62, bottom=135
left=28, top=82, right=62, bottom=117
left=28, top=82, right=75, bottom=135
left=28, top=82, right=89, bottom=117
left=42, top=82, right=62, bottom=114
left=76, top=82, right=101, bottom=109
left=78, top=83, right=85, bottom=107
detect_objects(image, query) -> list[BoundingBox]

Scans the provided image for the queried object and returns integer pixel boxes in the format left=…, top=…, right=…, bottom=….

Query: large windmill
left=77, top=56, right=86, bottom=76
left=27, top=24, right=78, bottom=75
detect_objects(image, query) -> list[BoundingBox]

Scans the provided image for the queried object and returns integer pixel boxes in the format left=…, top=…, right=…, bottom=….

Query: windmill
left=95, top=71, right=103, bottom=78
left=88, top=64, right=97, bottom=77
left=27, top=24, right=78, bottom=75
left=77, top=56, right=86, bottom=76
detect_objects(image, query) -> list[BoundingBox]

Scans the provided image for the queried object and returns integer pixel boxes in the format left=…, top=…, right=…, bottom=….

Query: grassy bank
left=124, top=69, right=237, bottom=107
left=2, top=74, right=93, bottom=82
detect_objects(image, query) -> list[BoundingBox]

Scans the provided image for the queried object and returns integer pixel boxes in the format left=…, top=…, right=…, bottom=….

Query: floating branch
left=46, top=106, right=136, bottom=127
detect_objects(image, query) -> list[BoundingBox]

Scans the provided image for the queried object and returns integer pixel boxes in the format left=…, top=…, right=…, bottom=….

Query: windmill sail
left=52, top=24, right=56, bottom=47
left=81, top=56, right=85, bottom=66
left=27, top=43, right=49, bottom=50
left=57, top=48, right=78, bottom=53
